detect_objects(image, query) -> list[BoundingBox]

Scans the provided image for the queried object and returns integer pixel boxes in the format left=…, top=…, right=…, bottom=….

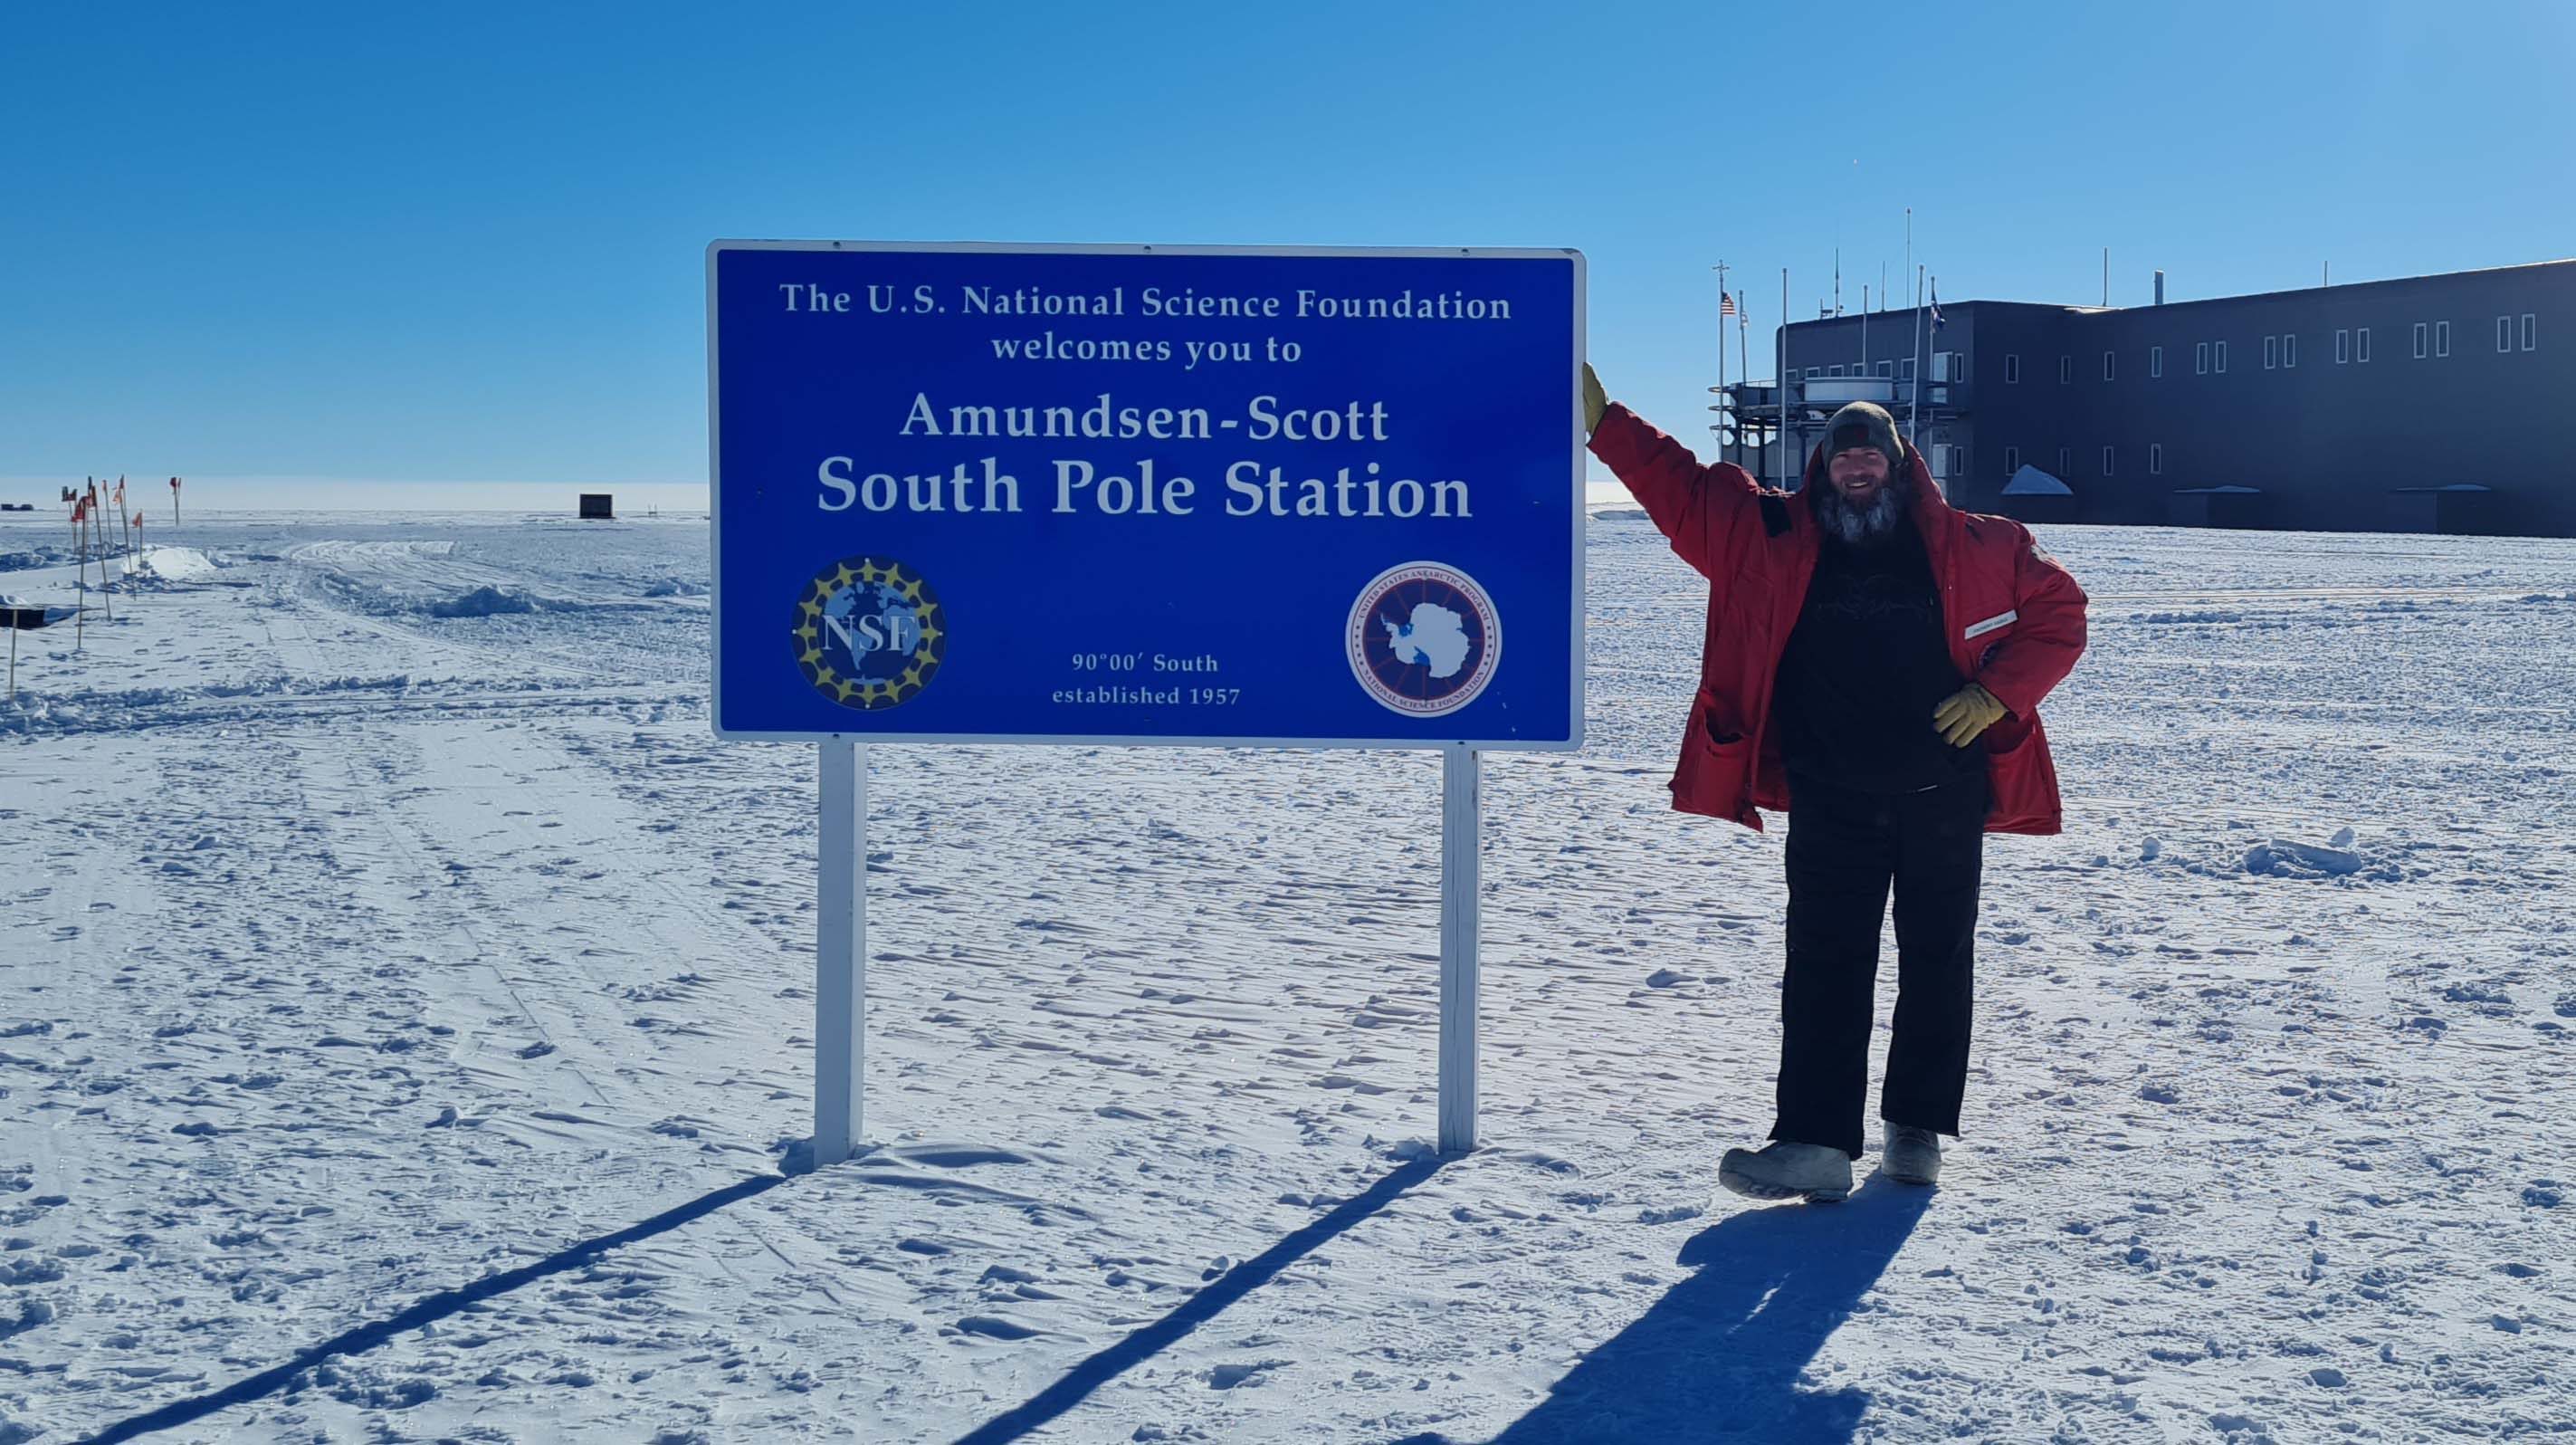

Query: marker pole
left=813, top=738, right=867, bottom=1167
left=1438, top=744, right=1482, bottom=1155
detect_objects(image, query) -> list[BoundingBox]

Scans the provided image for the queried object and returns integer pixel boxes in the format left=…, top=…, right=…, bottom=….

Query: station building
left=1723, top=258, right=2572, bottom=536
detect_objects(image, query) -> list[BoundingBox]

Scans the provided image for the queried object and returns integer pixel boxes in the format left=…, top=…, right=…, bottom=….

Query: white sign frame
left=710, top=239, right=1587, bottom=1170
left=704, top=238, right=1588, bottom=752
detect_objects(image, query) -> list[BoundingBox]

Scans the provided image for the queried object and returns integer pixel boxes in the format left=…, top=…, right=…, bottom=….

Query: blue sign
left=707, top=242, right=1584, bottom=749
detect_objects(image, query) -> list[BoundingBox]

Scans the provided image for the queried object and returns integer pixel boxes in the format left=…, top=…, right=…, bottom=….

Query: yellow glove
left=1581, top=362, right=1608, bottom=435
left=1932, top=683, right=2008, bottom=748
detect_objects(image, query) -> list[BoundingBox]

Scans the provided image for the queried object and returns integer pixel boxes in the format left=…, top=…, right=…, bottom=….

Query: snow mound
left=1, top=674, right=415, bottom=735
left=2245, top=837, right=2365, bottom=878
left=425, top=585, right=538, bottom=617
left=290, top=538, right=649, bottom=619
left=125, top=545, right=223, bottom=584
left=2002, top=464, right=2073, bottom=496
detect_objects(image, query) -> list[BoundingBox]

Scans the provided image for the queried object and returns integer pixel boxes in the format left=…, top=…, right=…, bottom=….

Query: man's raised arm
left=1583, top=363, right=1763, bottom=578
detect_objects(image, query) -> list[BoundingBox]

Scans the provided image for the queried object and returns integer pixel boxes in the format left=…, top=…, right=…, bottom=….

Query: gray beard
left=1811, top=474, right=1912, bottom=545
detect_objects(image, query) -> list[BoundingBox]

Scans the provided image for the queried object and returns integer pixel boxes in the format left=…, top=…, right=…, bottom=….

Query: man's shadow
left=1469, top=1171, right=1932, bottom=1445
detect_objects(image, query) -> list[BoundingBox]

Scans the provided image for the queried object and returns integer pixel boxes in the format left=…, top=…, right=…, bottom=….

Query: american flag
left=1719, top=291, right=1737, bottom=318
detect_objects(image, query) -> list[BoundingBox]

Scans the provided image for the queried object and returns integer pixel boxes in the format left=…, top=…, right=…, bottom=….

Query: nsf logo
left=794, top=555, right=947, bottom=711
left=1347, top=560, right=1501, bottom=718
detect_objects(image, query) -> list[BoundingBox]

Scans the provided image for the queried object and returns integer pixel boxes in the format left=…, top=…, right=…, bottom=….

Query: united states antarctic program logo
left=794, top=555, right=946, bottom=711
left=1347, top=561, right=1501, bottom=717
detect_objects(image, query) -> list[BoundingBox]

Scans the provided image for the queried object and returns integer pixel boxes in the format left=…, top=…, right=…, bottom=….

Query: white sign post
left=709, top=241, right=1582, bottom=1172
left=813, top=740, right=866, bottom=1165
left=804, top=742, right=1484, bottom=1164
left=1438, top=746, right=1482, bottom=1154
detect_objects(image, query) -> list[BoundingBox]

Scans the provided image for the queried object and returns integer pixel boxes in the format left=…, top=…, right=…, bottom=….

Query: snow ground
left=1, top=508, right=2570, bottom=1443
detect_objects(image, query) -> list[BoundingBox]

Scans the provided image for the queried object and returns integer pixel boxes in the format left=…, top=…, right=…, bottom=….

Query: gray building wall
left=1780, top=260, right=2576, bottom=536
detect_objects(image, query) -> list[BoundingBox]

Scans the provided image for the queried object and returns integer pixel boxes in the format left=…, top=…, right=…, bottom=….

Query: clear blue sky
left=5, top=0, right=2571, bottom=488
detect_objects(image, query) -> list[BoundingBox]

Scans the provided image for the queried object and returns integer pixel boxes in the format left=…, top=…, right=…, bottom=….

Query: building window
left=2285, top=333, right=2297, bottom=368
left=2005, top=354, right=2020, bottom=384
left=1877, top=360, right=1894, bottom=378
left=1829, top=365, right=1846, bottom=378
left=2196, top=341, right=2209, bottom=375
left=2057, top=354, right=2072, bottom=384
left=2524, top=313, right=2538, bottom=350
left=2436, top=321, right=2450, bottom=357
left=1951, top=351, right=1967, bottom=383
left=2150, top=443, right=2164, bottom=475
left=2336, top=329, right=2351, bottom=364
left=2103, top=351, right=2116, bottom=381
left=1806, top=367, right=1820, bottom=379
left=2216, top=340, right=2228, bottom=372
left=2056, top=446, right=2070, bottom=475
left=2266, top=335, right=2279, bottom=369
left=1931, top=443, right=1951, bottom=478
left=2356, top=328, right=2370, bottom=362
left=2412, top=322, right=2428, bottom=359
left=2102, top=446, right=2114, bottom=477
left=2151, top=345, right=2163, bottom=378
left=2004, top=445, right=2021, bottom=474
left=2499, top=316, right=2514, bottom=352
left=1901, top=359, right=1915, bottom=380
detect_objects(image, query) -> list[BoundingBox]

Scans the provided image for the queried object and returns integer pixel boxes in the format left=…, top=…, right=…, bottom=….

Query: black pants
left=1769, top=769, right=1988, bottom=1160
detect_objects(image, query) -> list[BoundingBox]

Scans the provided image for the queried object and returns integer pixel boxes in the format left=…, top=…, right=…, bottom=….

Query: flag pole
left=72, top=493, right=85, bottom=651
left=1714, top=261, right=1728, bottom=445
left=1710, top=258, right=1731, bottom=461
left=93, top=484, right=111, bottom=624
left=1903, top=208, right=1912, bottom=325
left=1779, top=268, right=1792, bottom=490
left=1904, top=208, right=1915, bottom=441
left=1910, top=263, right=1926, bottom=448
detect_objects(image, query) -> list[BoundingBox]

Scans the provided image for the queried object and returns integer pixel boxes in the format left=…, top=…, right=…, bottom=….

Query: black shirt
left=1773, top=521, right=1984, bottom=794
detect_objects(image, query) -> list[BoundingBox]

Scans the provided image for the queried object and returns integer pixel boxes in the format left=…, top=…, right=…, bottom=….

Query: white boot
left=1719, top=1140, right=1854, bottom=1203
left=1882, top=1124, right=1942, bottom=1185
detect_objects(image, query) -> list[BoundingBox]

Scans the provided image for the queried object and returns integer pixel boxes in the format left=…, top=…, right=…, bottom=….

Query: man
left=1582, top=365, right=2087, bottom=1202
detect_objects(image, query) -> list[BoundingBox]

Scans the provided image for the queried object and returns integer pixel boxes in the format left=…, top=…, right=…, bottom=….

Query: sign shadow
left=77, top=1172, right=787, bottom=1445
left=951, top=1154, right=1450, bottom=1445
left=1463, top=1172, right=1933, bottom=1445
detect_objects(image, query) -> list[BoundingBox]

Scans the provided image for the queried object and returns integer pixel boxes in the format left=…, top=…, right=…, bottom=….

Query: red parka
left=1589, top=403, right=2088, bottom=835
